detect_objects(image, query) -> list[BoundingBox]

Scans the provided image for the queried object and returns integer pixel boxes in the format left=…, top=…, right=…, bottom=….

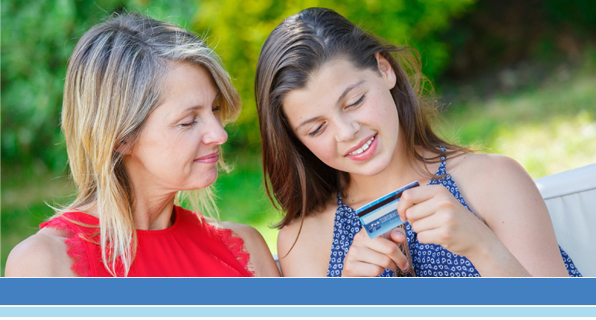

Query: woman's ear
left=375, top=52, right=397, bottom=90
left=115, top=139, right=132, bottom=156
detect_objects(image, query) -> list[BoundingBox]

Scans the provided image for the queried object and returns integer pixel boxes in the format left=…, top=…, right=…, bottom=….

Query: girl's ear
left=375, top=52, right=397, bottom=90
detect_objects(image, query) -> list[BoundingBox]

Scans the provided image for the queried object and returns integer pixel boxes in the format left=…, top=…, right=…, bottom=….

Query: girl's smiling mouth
left=345, top=133, right=378, bottom=160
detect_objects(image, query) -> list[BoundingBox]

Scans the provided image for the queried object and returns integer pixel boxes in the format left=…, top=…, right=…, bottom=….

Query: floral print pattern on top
left=327, top=147, right=582, bottom=277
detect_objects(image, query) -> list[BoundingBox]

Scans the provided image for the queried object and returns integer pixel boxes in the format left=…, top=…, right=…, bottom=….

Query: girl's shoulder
left=277, top=196, right=337, bottom=250
left=5, top=226, right=76, bottom=277
left=276, top=197, right=337, bottom=276
left=447, top=152, right=529, bottom=184
left=446, top=152, right=541, bottom=221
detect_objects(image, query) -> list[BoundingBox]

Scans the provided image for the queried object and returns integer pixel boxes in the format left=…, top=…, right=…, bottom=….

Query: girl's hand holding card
left=341, top=227, right=409, bottom=277
left=397, top=185, right=498, bottom=259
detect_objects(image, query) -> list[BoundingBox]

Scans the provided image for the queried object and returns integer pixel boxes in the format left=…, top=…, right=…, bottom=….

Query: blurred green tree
left=1, top=0, right=475, bottom=174
left=193, top=0, right=475, bottom=147
left=1, top=0, right=197, bottom=174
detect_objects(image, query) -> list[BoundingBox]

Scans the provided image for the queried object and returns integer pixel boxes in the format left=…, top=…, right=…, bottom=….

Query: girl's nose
left=336, top=115, right=359, bottom=142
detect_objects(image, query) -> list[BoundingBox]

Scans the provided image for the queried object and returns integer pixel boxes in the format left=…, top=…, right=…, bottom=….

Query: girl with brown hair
left=255, top=7, right=581, bottom=277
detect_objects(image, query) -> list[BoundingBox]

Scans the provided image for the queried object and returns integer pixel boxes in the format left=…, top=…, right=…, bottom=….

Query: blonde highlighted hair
left=59, top=13, right=240, bottom=276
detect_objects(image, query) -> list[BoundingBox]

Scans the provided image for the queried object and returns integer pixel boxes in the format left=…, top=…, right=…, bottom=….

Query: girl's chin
left=346, top=160, right=392, bottom=177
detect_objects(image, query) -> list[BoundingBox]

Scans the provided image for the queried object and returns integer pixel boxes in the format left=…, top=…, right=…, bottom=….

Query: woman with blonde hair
left=6, top=13, right=279, bottom=277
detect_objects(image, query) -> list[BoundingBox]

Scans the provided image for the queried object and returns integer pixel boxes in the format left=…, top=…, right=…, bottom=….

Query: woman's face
left=282, top=54, right=399, bottom=177
left=124, top=62, right=227, bottom=193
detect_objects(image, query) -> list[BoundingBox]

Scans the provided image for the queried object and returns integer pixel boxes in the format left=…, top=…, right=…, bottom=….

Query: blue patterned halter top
left=327, top=149, right=582, bottom=277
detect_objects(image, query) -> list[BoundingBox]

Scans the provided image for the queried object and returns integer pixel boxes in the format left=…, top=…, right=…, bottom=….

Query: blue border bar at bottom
left=0, top=278, right=594, bottom=305
left=0, top=306, right=595, bottom=317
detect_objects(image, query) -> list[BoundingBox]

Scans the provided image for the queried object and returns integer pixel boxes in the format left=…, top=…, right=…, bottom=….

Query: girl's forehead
left=285, top=60, right=368, bottom=106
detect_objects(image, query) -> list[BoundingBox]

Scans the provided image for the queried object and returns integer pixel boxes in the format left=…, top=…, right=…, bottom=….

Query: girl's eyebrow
left=336, top=80, right=364, bottom=106
left=295, top=80, right=365, bottom=131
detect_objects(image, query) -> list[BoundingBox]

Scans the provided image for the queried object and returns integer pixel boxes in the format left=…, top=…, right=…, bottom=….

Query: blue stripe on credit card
left=357, top=181, right=419, bottom=239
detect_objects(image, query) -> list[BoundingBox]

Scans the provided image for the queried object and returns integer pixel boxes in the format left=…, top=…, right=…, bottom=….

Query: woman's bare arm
left=219, top=221, right=281, bottom=277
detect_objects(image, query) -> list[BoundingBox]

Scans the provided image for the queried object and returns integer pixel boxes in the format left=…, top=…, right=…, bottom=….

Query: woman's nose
left=202, top=119, right=228, bottom=146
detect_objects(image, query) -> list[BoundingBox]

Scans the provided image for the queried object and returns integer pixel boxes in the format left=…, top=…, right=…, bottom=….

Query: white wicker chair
left=535, top=163, right=596, bottom=277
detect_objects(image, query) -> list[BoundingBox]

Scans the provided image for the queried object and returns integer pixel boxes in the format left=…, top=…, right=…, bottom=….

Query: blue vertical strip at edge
left=0, top=278, right=595, bottom=305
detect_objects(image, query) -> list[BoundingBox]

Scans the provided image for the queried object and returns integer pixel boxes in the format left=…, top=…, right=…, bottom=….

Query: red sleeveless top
left=39, top=206, right=254, bottom=277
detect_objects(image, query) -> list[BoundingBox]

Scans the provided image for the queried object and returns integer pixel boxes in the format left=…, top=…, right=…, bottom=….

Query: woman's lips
left=194, top=152, right=219, bottom=163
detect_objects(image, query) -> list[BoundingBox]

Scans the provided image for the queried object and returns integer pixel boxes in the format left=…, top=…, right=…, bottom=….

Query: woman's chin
left=184, top=171, right=219, bottom=191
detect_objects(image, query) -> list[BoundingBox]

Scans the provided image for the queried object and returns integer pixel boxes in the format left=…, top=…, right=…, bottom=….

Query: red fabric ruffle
left=213, top=226, right=254, bottom=276
left=39, top=218, right=92, bottom=277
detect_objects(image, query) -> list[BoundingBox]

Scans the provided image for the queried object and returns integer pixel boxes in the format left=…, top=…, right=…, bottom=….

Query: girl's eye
left=308, top=123, right=325, bottom=137
left=213, top=105, right=221, bottom=112
left=347, top=94, right=366, bottom=109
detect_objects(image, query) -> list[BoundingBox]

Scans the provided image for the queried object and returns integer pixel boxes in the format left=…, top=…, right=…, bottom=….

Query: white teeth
left=348, top=136, right=375, bottom=156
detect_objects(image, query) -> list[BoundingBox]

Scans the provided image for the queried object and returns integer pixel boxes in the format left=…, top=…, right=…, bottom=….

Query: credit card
left=356, top=181, right=420, bottom=239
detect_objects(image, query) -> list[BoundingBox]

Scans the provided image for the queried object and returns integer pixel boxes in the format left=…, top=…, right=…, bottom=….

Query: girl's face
left=124, top=62, right=228, bottom=193
left=282, top=54, right=399, bottom=177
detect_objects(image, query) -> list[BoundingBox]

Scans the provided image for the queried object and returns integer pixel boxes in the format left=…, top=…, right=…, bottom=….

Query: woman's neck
left=76, top=189, right=176, bottom=231
left=131, top=191, right=177, bottom=230
left=122, top=159, right=180, bottom=231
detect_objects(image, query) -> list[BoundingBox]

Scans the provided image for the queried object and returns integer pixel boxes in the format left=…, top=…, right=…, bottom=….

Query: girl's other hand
left=341, top=227, right=409, bottom=277
left=397, top=185, right=497, bottom=259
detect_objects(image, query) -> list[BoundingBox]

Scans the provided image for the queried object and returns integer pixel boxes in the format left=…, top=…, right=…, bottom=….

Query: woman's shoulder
left=203, top=217, right=280, bottom=277
left=6, top=211, right=99, bottom=277
left=5, top=227, right=76, bottom=277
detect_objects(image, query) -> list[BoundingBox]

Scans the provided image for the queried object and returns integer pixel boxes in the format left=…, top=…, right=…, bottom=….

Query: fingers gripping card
left=356, top=181, right=419, bottom=239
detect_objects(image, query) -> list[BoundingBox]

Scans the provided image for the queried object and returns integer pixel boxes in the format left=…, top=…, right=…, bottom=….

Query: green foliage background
left=2, top=0, right=595, bottom=276
left=1, top=0, right=474, bottom=170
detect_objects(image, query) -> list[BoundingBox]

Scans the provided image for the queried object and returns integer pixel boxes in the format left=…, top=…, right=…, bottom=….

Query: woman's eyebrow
left=295, top=80, right=365, bottom=131
left=181, top=91, right=221, bottom=114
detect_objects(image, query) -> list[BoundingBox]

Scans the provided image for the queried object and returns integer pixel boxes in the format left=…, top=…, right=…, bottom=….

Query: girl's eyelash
left=306, top=94, right=364, bottom=137
left=308, top=124, right=324, bottom=137
left=213, top=105, right=221, bottom=111
left=348, top=94, right=366, bottom=108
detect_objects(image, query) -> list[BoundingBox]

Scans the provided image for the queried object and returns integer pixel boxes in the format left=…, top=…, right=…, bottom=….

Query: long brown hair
left=255, top=7, right=466, bottom=230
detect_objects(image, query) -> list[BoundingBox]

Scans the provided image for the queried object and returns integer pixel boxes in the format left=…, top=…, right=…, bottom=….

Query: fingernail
left=403, top=262, right=409, bottom=270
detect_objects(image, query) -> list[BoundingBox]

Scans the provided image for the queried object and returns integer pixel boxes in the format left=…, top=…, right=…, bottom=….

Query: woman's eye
left=180, top=120, right=197, bottom=127
left=347, top=94, right=366, bottom=108
left=308, top=123, right=324, bottom=137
